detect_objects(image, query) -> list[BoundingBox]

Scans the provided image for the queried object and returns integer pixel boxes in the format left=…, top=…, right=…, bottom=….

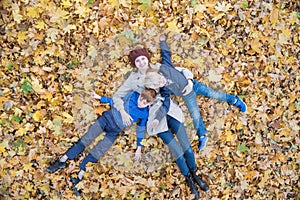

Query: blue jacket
left=99, top=92, right=148, bottom=146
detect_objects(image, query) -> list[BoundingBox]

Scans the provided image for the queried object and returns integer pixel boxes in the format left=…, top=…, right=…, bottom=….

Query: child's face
left=153, top=74, right=167, bottom=89
left=135, top=56, right=149, bottom=70
left=137, top=95, right=153, bottom=108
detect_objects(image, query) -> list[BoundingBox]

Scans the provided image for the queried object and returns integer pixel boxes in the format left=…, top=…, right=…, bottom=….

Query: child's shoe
left=198, top=135, right=208, bottom=151
left=70, top=176, right=81, bottom=196
left=46, top=160, right=67, bottom=173
left=233, top=96, right=247, bottom=112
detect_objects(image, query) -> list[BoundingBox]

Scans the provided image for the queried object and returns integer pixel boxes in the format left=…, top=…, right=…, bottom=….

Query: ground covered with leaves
left=1, top=0, right=300, bottom=199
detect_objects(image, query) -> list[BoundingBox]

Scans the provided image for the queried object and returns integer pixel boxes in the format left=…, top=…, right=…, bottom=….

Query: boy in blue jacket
left=46, top=88, right=157, bottom=195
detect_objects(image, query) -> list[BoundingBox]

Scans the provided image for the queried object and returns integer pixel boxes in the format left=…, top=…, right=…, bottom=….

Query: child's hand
left=182, top=79, right=194, bottom=96
left=151, top=119, right=159, bottom=129
left=91, top=91, right=101, bottom=99
left=134, top=147, right=142, bottom=161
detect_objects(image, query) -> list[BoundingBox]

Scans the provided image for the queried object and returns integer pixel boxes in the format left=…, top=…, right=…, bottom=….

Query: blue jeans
left=65, top=110, right=123, bottom=171
left=158, top=116, right=197, bottom=176
left=193, top=79, right=236, bottom=104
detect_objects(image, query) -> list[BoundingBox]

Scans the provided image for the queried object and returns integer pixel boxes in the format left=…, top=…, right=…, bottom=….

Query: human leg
left=46, top=118, right=104, bottom=173
left=193, top=79, right=247, bottom=112
left=167, top=116, right=196, bottom=169
left=71, top=121, right=122, bottom=195
left=193, top=79, right=235, bottom=103
left=182, top=91, right=208, bottom=150
left=167, top=116, right=209, bottom=192
left=158, top=130, right=199, bottom=199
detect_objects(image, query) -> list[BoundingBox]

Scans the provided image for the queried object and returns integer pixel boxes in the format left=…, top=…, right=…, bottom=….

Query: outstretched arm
left=91, top=91, right=113, bottom=106
left=135, top=119, right=147, bottom=161
left=160, top=35, right=174, bottom=68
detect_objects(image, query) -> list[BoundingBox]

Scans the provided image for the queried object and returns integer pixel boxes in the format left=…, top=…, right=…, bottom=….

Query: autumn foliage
left=1, top=0, right=299, bottom=199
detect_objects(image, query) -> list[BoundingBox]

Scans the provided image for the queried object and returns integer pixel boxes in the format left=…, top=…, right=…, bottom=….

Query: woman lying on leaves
left=46, top=88, right=156, bottom=195
left=93, top=92, right=209, bottom=199
left=145, top=35, right=247, bottom=151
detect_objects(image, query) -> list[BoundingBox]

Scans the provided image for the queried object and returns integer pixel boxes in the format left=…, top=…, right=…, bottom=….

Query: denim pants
left=158, top=116, right=197, bottom=176
left=193, top=79, right=236, bottom=104
left=65, top=110, right=123, bottom=171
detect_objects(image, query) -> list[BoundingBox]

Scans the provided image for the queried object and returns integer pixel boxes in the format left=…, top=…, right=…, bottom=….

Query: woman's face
left=153, top=74, right=167, bottom=89
left=135, top=56, right=149, bottom=71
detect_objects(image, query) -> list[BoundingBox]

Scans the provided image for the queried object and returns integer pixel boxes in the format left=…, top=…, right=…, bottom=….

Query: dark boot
left=190, top=168, right=209, bottom=192
left=185, top=174, right=200, bottom=200
left=70, top=176, right=81, bottom=196
left=46, top=160, right=67, bottom=173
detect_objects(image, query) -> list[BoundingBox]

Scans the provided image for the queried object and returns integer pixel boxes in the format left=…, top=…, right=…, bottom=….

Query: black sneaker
left=70, top=176, right=81, bottom=196
left=46, top=160, right=67, bottom=173
left=190, top=168, right=209, bottom=192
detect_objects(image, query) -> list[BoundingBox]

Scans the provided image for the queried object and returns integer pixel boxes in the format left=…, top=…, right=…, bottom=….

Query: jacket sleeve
left=136, top=115, right=148, bottom=147
left=160, top=40, right=175, bottom=69
left=112, top=73, right=135, bottom=111
left=154, top=87, right=171, bottom=121
left=175, top=67, right=194, bottom=80
left=99, top=96, right=113, bottom=106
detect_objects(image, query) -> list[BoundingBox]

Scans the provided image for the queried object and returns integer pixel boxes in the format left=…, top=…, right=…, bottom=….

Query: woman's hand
left=120, top=109, right=133, bottom=126
left=182, top=79, right=194, bottom=96
left=151, top=119, right=159, bottom=129
left=134, top=146, right=142, bottom=161
left=91, top=91, right=101, bottom=99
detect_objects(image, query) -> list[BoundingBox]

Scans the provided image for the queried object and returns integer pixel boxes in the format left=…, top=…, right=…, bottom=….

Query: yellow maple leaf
left=33, top=110, right=44, bottom=122
left=43, top=91, right=53, bottom=101
left=107, top=0, right=119, bottom=7
left=62, top=112, right=74, bottom=123
left=0, top=143, right=6, bottom=154
left=167, top=20, right=181, bottom=33
left=63, top=83, right=73, bottom=93
left=17, top=31, right=27, bottom=45
left=73, top=94, right=83, bottom=107
left=215, top=1, right=232, bottom=12
left=258, top=169, right=271, bottom=188
left=270, top=8, right=279, bottom=28
left=250, top=38, right=262, bottom=53
left=12, top=3, right=23, bottom=23
left=138, top=0, right=151, bottom=12
left=61, top=0, right=72, bottom=8
left=16, top=127, right=27, bottom=137
left=31, top=77, right=44, bottom=94
left=88, top=45, right=98, bottom=59
left=278, top=28, right=291, bottom=44
left=224, top=130, right=236, bottom=142
left=120, top=0, right=131, bottom=8
left=75, top=5, right=90, bottom=17
left=36, top=20, right=45, bottom=30
left=46, top=28, right=59, bottom=42
left=27, top=6, right=40, bottom=18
